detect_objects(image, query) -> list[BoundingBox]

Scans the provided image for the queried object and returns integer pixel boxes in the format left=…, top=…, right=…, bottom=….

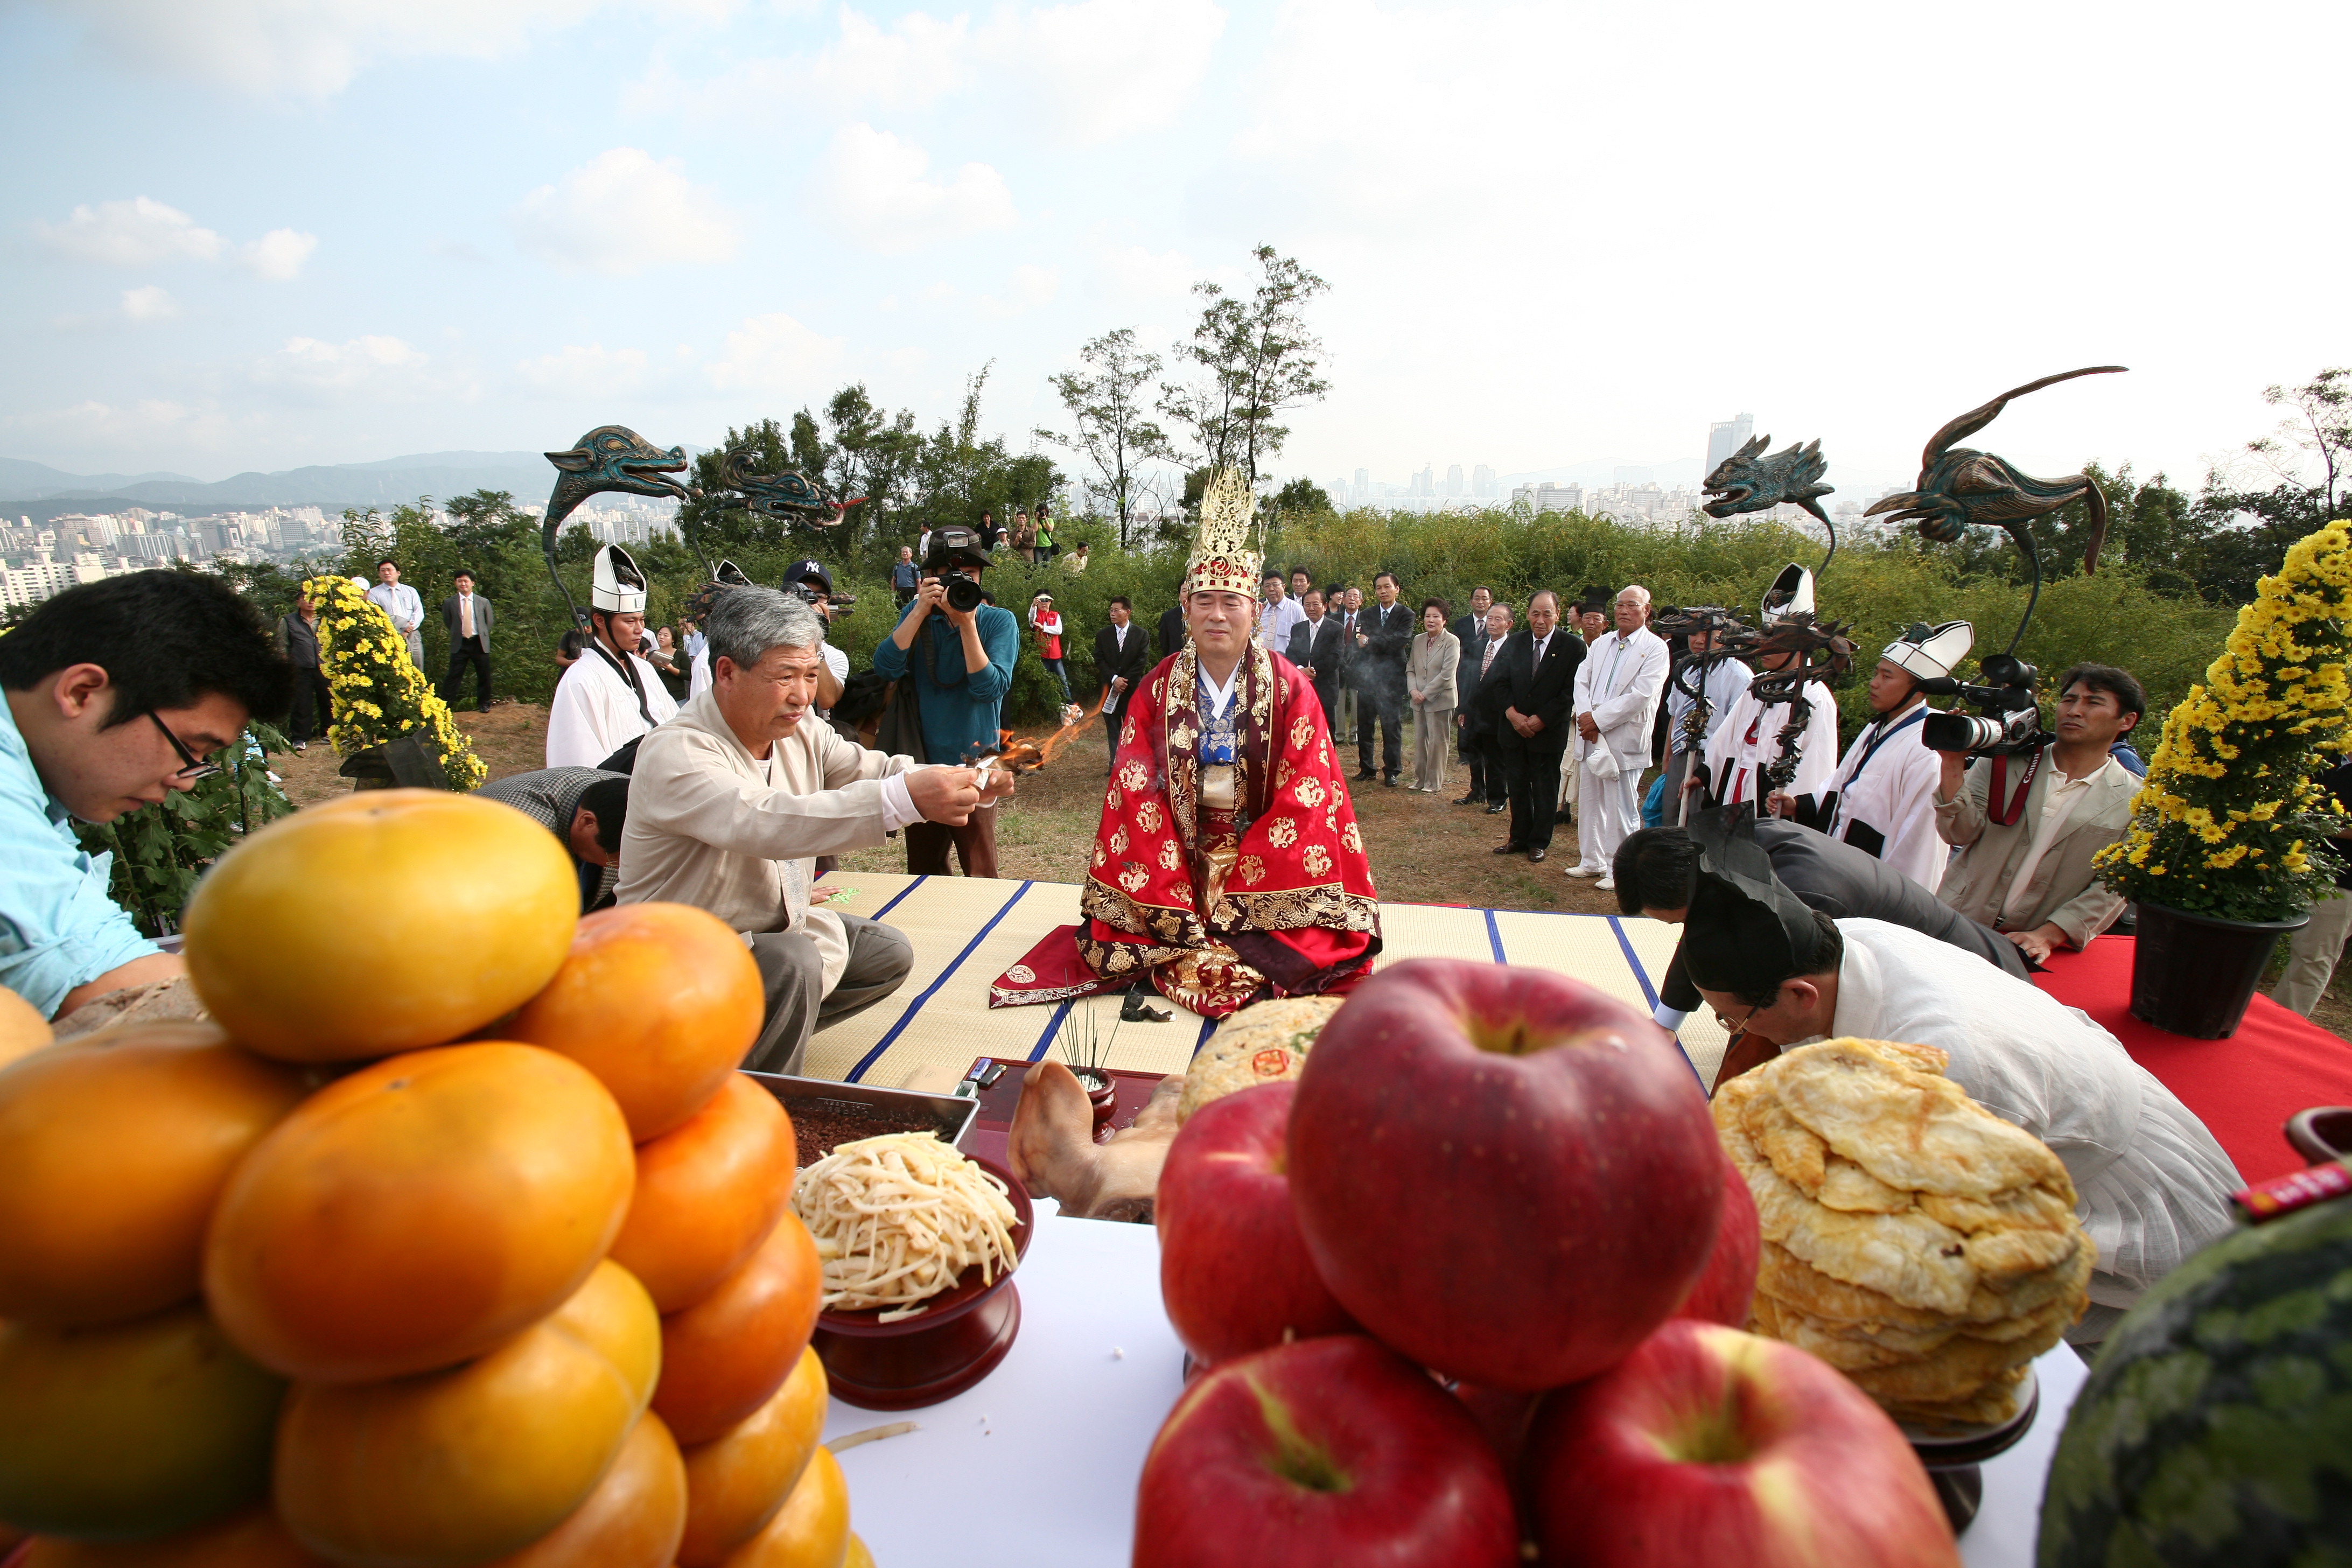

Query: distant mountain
left=1, top=451, right=563, bottom=512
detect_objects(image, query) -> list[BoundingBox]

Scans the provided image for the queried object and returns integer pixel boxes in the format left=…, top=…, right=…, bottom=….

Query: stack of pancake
left=1715, top=1038, right=2094, bottom=1429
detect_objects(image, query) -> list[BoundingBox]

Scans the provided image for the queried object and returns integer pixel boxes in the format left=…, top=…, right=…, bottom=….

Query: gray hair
left=705, top=587, right=825, bottom=673
left=1617, top=584, right=1653, bottom=607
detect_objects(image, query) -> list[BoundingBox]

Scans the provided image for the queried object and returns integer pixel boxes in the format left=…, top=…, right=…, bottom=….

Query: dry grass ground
left=272, top=702, right=2349, bottom=1038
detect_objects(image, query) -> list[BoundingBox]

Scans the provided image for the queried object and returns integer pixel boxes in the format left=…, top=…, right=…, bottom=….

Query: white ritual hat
left=1882, top=620, right=1974, bottom=682
left=592, top=544, right=647, bottom=613
left=1760, top=563, right=1814, bottom=625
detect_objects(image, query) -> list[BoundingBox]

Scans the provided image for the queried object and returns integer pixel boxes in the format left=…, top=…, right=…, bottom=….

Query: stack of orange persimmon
left=0, top=789, right=871, bottom=1568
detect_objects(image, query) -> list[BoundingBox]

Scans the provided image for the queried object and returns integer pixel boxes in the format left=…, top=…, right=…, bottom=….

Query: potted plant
left=2095, top=520, right=2352, bottom=1037
left=304, top=576, right=487, bottom=792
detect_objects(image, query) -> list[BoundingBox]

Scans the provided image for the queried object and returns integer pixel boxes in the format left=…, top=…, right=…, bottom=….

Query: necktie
left=460, top=596, right=473, bottom=639
left=1481, top=640, right=1499, bottom=677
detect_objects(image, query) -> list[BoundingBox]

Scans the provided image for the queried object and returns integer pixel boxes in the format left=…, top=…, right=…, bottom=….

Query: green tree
left=2193, top=368, right=2352, bottom=603
left=1270, top=478, right=1334, bottom=519
left=1038, top=328, right=1172, bottom=549
left=1159, top=246, right=1332, bottom=488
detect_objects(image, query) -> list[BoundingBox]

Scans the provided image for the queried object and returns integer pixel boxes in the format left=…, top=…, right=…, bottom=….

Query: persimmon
left=504, top=903, right=765, bottom=1140
left=0, top=1303, right=284, bottom=1541
left=0, top=1022, right=311, bottom=1324
left=715, top=1447, right=849, bottom=1568
left=0, top=983, right=52, bottom=1072
left=24, top=1504, right=331, bottom=1566
left=677, top=1348, right=830, bottom=1567
left=182, top=789, right=578, bottom=1061
left=843, top=1535, right=873, bottom=1568
left=612, top=1073, right=798, bottom=1312
left=275, top=1261, right=659, bottom=1567
left=482, top=1412, right=687, bottom=1568
left=654, top=1210, right=823, bottom=1444
left=206, top=1042, right=635, bottom=1382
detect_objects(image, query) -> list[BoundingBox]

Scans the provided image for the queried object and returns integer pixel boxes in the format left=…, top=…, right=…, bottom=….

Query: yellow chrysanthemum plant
left=302, top=576, right=488, bottom=792
left=2095, top=519, right=2352, bottom=923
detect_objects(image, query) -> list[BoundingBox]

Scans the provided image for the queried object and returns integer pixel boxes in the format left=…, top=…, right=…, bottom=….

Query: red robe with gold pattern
left=990, top=643, right=1380, bottom=1017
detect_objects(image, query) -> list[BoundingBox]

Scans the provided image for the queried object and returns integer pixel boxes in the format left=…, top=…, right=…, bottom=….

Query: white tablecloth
left=821, top=1208, right=2084, bottom=1565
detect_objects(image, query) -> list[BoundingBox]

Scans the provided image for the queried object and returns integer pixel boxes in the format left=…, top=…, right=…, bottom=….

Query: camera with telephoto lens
left=1917, top=653, right=2053, bottom=757
left=789, top=582, right=855, bottom=619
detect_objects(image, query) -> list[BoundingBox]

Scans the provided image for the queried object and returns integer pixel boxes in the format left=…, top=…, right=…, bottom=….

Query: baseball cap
left=780, top=559, right=833, bottom=592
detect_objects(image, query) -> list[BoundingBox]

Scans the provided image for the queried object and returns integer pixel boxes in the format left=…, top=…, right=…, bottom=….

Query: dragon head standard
left=715, top=446, right=858, bottom=526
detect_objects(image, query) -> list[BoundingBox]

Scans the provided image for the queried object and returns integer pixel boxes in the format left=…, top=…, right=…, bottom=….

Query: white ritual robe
left=1821, top=919, right=2243, bottom=1340
left=545, top=647, right=679, bottom=769
left=1703, top=679, right=1840, bottom=808
left=1823, top=703, right=1950, bottom=892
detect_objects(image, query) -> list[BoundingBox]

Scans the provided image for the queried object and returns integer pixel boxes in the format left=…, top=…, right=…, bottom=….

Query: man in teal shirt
left=871, top=527, right=1018, bottom=878
left=0, top=572, right=290, bottom=1019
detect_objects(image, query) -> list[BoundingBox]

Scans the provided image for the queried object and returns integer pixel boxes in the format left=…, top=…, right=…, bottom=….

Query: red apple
left=1674, top=1150, right=1761, bottom=1327
left=1286, top=959, right=1721, bottom=1390
left=1527, top=1319, right=1960, bottom=1567
left=1157, top=1082, right=1357, bottom=1366
left=1133, top=1335, right=1520, bottom=1568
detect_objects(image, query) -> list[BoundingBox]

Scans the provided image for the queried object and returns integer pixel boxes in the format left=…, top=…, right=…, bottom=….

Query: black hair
left=1471, top=584, right=1493, bottom=598
left=377, top=557, right=398, bottom=570
left=0, top=570, right=291, bottom=726
left=1724, top=912, right=1843, bottom=1009
left=1374, top=571, right=1398, bottom=588
left=1422, top=597, right=1450, bottom=617
left=1108, top=593, right=1131, bottom=610
left=1263, top=570, right=1284, bottom=584
left=453, top=567, right=477, bottom=582
left=576, top=775, right=630, bottom=855
left=1613, top=827, right=1699, bottom=915
left=2059, top=663, right=2146, bottom=729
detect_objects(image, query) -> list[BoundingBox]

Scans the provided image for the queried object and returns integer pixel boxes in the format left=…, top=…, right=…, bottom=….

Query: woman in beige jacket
left=1407, top=600, right=1461, bottom=793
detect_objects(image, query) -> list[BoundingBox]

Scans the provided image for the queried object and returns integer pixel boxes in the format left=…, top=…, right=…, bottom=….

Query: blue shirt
left=0, top=698, right=159, bottom=1017
left=891, top=561, right=921, bottom=590
left=871, top=601, right=1019, bottom=765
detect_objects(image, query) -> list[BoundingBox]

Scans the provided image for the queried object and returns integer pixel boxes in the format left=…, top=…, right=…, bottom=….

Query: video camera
left=1918, top=653, right=2052, bottom=757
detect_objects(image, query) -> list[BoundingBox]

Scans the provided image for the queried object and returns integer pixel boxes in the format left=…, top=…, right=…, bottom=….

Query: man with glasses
left=0, top=571, right=290, bottom=1020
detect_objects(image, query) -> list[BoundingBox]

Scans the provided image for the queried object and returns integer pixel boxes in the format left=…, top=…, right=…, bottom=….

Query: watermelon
left=2038, top=1192, right=2352, bottom=1566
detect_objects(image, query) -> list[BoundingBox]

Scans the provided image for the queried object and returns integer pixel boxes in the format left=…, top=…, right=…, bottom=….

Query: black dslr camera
left=1918, top=653, right=2052, bottom=757
left=925, top=526, right=989, bottom=613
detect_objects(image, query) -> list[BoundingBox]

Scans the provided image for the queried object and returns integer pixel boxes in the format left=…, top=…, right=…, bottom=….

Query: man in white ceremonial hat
left=1696, top=564, right=1841, bottom=821
left=1819, top=620, right=1972, bottom=892
left=545, top=543, right=678, bottom=769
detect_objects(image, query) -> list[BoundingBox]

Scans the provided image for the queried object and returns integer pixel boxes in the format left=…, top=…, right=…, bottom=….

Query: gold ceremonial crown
left=1184, top=467, right=1261, bottom=598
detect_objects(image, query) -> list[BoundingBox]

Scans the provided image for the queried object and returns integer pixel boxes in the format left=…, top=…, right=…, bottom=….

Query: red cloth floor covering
left=2034, top=936, right=2352, bottom=1186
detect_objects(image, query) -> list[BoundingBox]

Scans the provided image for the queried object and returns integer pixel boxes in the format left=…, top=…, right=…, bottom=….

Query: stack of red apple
left=1139, top=959, right=1962, bottom=1568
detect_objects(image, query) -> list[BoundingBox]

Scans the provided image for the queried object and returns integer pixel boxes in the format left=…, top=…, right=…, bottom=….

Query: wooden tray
left=957, top=1058, right=1170, bottom=1168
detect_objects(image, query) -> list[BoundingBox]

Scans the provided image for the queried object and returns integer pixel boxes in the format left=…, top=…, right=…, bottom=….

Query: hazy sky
left=4, top=0, right=2346, bottom=499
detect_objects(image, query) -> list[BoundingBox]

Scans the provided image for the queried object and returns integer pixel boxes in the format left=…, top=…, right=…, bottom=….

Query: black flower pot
left=2129, top=901, right=2309, bottom=1039
left=337, top=732, right=451, bottom=791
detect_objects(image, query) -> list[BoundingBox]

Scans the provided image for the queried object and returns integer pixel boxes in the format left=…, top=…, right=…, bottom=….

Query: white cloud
left=251, top=334, right=463, bottom=403
left=819, top=124, right=1014, bottom=254
left=517, top=343, right=653, bottom=397
left=511, top=149, right=740, bottom=277
left=242, top=228, right=319, bottom=281
left=26, top=1, right=727, bottom=100
left=120, top=285, right=178, bottom=322
left=633, top=0, right=1225, bottom=143
left=1101, top=244, right=1203, bottom=300
left=35, top=197, right=226, bottom=265
left=706, top=314, right=848, bottom=395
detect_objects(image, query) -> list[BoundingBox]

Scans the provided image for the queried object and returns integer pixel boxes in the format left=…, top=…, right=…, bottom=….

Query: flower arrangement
left=302, top=575, right=487, bottom=790
left=2095, top=519, right=2352, bottom=922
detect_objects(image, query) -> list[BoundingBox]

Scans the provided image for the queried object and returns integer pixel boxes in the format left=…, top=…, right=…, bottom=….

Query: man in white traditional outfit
left=622, top=587, right=1009, bottom=1075
left=1660, top=623, right=1751, bottom=824
left=1698, top=564, right=1841, bottom=820
left=1564, top=585, right=1669, bottom=888
left=1677, top=813, right=2242, bottom=1345
left=545, top=544, right=678, bottom=769
left=1818, top=620, right=1972, bottom=892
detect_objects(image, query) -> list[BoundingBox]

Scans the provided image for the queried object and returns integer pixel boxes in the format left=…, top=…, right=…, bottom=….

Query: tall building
left=1473, top=464, right=1497, bottom=498
left=1445, top=464, right=1465, bottom=498
left=1705, top=412, right=1755, bottom=474
left=1353, top=468, right=1370, bottom=503
left=1412, top=464, right=1436, bottom=498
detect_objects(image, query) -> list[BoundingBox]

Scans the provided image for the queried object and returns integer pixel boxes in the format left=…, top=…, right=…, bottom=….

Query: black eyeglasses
left=147, top=711, right=223, bottom=782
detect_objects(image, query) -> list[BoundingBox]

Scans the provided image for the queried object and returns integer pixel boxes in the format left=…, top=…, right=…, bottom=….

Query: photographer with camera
left=872, top=527, right=1019, bottom=878
left=1933, top=662, right=2145, bottom=964
left=1817, top=620, right=1972, bottom=893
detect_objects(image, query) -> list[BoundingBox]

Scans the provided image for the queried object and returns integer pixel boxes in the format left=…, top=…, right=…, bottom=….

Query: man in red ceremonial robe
left=992, top=471, right=1380, bottom=1017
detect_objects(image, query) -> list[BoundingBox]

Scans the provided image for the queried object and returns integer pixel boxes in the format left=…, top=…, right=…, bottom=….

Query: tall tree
left=1039, top=328, right=1171, bottom=548
left=1159, top=246, right=1332, bottom=490
left=2195, top=368, right=2352, bottom=602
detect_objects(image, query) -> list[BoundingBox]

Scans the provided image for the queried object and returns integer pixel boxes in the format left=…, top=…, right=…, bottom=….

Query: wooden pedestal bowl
left=810, top=1153, right=1035, bottom=1411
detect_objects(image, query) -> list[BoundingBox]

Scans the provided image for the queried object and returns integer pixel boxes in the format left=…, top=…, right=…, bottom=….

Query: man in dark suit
left=1352, top=571, right=1413, bottom=786
left=1094, top=594, right=1152, bottom=768
left=439, top=568, right=494, bottom=711
left=1612, top=811, right=2030, bottom=1054
left=1453, top=599, right=1511, bottom=806
left=1491, top=590, right=1583, bottom=862
left=1285, top=587, right=1345, bottom=730
left=1158, top=600, right=1188, bottom=662
left=1450, top=586, right=1493, bottom=649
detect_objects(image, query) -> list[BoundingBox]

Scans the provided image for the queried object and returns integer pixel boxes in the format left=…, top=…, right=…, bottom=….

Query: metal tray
left=743, top=1070, right=979, bottom=1161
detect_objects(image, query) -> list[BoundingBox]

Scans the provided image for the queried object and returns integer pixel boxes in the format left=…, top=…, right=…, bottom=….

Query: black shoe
left=1485, top=801, right=1508, bottom=815
left=1355, top=768, right=1378, bottom=782
left=1382, top=775, right=1399, bottom=788
left=1493, top=842, right=1525, bottom=855
left=1528, top=849, right=1548, bottom=864
left=1454, top=793, right=1482, bottom=805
